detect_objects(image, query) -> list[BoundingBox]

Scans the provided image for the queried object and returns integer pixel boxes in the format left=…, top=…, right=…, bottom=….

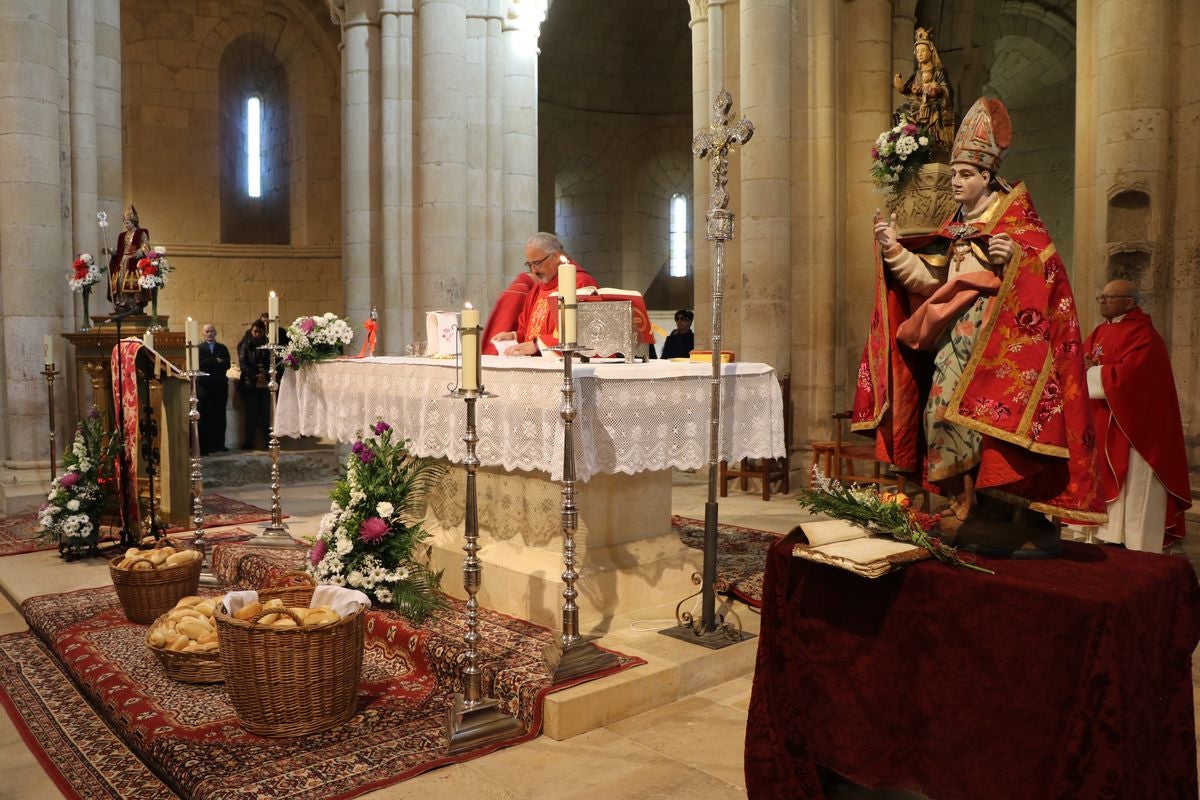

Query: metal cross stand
left=445, top=320, right=525, bottom=753
left=544, top=302, right=620, bottom=683
left=661, top=88, right=755, bottom=649
left=249, top=330, right=294, bottom=547
left=183, top=357, right=218, bottom=586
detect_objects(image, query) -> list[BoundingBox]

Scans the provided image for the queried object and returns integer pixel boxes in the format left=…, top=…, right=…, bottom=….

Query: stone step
left=201, top=446, right=340, bottom=490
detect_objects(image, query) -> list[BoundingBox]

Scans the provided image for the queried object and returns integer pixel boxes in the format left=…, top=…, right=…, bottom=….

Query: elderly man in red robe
left=853, top=97, right=1104, bottom=556
left=1071, top=280, right=1191, bottom=552
left=492, top=232, right=598, bottom=356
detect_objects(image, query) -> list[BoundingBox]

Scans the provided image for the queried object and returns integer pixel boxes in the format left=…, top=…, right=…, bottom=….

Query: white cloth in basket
left=221, top=586, right=370, bottom=618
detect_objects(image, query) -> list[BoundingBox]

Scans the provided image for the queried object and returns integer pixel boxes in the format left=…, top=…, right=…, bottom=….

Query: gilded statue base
left=889, top=162, right=957, bottom=237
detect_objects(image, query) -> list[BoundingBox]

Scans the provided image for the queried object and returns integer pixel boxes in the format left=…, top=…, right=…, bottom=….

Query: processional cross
left=692, top=89, right=755, bottom=241
left=665, top=89, right=754, bottom=645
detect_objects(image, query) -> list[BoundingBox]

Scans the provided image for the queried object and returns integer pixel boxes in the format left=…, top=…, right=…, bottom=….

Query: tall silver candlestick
left=445, top=357, right=523, bottom=753
left=543, top=304, right=619, bottom=683
left=42, top=364, right=59, bottom=482
left=250, top=336, right=294, bottom=547
left=184, top=363, right=218, bottom=585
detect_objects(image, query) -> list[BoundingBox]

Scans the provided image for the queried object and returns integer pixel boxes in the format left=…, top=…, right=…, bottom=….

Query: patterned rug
left=0, top=585, right=642, bottom=800
left=0, top=494, right=280, bottom=558
left=673, top=515, right=782, bottom=609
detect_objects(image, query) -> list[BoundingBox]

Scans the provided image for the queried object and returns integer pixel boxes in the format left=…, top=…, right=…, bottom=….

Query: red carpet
left=0, top=583, right=642, bottom=800
left=0, top=494, right=281, bottom=557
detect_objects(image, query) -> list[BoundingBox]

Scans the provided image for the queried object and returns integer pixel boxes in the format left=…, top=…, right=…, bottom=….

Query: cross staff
left=693, top=88, right=755, bottom=239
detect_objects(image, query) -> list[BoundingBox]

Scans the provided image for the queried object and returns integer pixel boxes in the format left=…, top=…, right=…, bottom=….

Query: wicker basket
left=145, top=611, right=223, bottom=684
left=214, top=573, right=367, bottom=737
left=109, top=547, right=203, bottom=625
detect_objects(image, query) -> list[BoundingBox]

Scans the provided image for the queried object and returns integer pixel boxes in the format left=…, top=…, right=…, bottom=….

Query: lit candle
left=461, top=303, right=480, bottom=391
left=43, top=335, right=55, bottom=368
left=185, top=317, right=199, bottom=372
left=268, top=291, right=279, bottom=344
left=558, top=256, right=576, bottom=344
left=142, top=331, right=155, bottom=352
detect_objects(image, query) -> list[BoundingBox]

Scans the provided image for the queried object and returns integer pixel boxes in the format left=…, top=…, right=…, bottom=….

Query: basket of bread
left=146, top=595, right=223, bottom=683
left=214, top=573, right=369, bottom=737
left=109, top=542, right=204, bottom=624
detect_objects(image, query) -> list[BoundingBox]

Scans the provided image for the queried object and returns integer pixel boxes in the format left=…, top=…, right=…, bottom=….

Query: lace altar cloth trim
left=275, top=356, right=786, bottom=481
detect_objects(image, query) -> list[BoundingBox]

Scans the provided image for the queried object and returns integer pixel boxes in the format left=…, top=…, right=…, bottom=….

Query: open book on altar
left=792, top=519, right=930, bottom=578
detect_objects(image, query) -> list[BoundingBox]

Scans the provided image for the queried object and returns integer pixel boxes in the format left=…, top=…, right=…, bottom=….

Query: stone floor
left=0, top=475, right=1196, bottom=799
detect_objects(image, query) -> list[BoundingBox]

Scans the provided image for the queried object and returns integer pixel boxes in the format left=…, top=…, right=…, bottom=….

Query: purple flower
left=284, top=354, right=299, bottom=368
left=299, top=317, right=316, bottom=334
left=310, top=539, right=327, bottom=566
left=903, top=123, right=918, bottom=135
left=373, top=421, right=391, bottom=436
left=359, top=516, right=389, bottom=544
left=59, top=472, right=81, bottom=489
left=358, top=448, right=375, bottom=464
left=87, top=409, right=100, bottom=420
left=351, top=440, right=365, bottom=455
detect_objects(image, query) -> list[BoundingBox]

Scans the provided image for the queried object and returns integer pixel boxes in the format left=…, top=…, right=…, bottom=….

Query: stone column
left=341, top=0, right=382, bottom=347
left=890, top=2, right=916, bottom=83
left=501, top=4, right=540, bottom=280
left=482, top=1, right=506, bottom=302
left=738, top=0, right=790, bottom=370
left=688, top=0, right=711, bottom=341
left=0, top=0, right=68, bottom=507
left=68, top=0, right=98, bottom=263
left=841, top=0, right=891, bottom=406
left=416, top=0, right=468, bottom=314
left=465, top=4, right=501, bottom=307
left=94, top=0, right=122, bottom=216
left=793, top=0, right=840, bottom=453
left=379, top=0, right=415, bottom=351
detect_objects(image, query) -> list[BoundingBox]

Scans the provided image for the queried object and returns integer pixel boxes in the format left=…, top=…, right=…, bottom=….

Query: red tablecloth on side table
left=744, top=532, right=1200, bottom=800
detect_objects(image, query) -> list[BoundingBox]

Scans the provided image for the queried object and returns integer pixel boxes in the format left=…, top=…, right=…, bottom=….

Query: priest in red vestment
left=1075, top=280, right=1191, bottom=551
left=853, top=97, right=1104, bottom=554
left=493, top=232, right=598, bottom=356
left=482, top=272, right=536, bottom=355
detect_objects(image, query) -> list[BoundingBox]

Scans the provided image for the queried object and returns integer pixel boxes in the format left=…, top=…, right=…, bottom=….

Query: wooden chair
left=719, top=375, right=792, bottom=500
left=809, top=411, right=915, bottom=497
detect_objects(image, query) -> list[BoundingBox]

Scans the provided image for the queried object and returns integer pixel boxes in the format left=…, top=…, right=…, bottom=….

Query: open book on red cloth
left=790, top=519, right=930, bottom=578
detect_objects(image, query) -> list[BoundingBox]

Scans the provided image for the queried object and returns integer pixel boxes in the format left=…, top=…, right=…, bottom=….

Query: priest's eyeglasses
left=524, top=253, right=555, bottom=270
left=1095, top=293, right=1132, bottom=301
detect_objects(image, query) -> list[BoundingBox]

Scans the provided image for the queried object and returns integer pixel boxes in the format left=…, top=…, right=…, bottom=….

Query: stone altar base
left=424, top=465, right=703, bottom=631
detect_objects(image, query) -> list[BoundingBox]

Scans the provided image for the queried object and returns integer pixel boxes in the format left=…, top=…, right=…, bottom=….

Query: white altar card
left=793, top=518, right=929, bottom=578
left=424, top=311, right=458, bottom=356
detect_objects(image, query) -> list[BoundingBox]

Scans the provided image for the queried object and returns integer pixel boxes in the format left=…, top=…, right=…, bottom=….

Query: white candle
left=142, top=331, right=155, bottom=352
left=461, top=303, right=480, bottom=391
left=186, top=317, right=199, bottom=372
left=558, top=256, right=576, bottom=344
left=43, top=335, right=55, bottom=368
left=268, top=291, right=279, bottom=344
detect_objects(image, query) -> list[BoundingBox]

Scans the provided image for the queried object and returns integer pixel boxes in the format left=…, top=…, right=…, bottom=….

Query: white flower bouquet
left=136, top=247, right=171, bottom=290
left=69, top=253, right=103, bottom=292
left=39, top=409, right=116, bottom=557
left=281, top=312, right=355, bottom=369
left=870, top=121, right=935, bottom=199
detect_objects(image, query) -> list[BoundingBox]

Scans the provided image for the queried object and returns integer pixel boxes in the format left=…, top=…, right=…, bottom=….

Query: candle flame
left=464, top=301, right=474, bottom=310
left=559, top=255, right=569, bottom=264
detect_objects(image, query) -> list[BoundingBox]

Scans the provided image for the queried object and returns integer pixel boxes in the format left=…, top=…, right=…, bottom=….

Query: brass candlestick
left=444, top=365, right=524, bottom=753
left=543, top=304, right=619, bottom=683
left=42, top=364, right=59, bottom=482
left=184, top=365, right=218, bottom=586
left=250, top=338, right=294, bottom=547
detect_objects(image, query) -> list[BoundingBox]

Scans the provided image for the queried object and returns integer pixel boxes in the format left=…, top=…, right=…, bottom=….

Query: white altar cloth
left=275, top=356, right=785, bottom=480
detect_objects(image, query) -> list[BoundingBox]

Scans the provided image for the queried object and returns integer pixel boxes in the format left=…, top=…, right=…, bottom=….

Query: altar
left=275, top=356, right=786, bottom=628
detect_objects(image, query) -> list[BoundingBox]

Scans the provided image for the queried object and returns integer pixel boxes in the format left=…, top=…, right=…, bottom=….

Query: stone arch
left=1107, top=188, right=1152, bottom=243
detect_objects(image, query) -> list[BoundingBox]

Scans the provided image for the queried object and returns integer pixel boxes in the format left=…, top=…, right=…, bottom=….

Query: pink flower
left=359, top=516, right=389, bottom=544
left=299, top=317, right=316, bottom=334
left=59, top=471, right=81, bottom=489
left=310, top=539, right=327, bottom=565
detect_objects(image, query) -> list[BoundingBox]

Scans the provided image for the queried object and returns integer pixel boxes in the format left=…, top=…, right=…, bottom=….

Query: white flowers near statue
left=282, top=312, right=355, bottom=369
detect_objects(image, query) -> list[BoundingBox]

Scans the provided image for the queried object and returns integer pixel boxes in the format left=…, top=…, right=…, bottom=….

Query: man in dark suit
left=197, top=323, right=230, bottom=455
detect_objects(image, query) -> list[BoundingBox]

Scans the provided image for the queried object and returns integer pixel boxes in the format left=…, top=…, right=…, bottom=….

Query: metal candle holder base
left=543, top=335, right=618, bottom=683
left=249, top=339, right=297, bottom=549
left=444, top=376, right=524, bottom=753
left=184, top=368, right=218, bottom=586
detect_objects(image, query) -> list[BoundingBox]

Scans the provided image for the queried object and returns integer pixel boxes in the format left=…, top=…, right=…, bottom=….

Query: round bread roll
left=175, top=595, right=204, bottom=608
left=258, top=612, right=282, bottom=626
left=176, top=619, right=213, bottom=640
left=193, top=601, right=215, bottom=617
left=270, top=616, right=298, bottom=628
left=131, top=560, right=154, bottom=571
left=148, top=629, right=167, bottom=648
left=304, top=609, right=340, bottom=626
left=164, top=550, right=200, bottom=568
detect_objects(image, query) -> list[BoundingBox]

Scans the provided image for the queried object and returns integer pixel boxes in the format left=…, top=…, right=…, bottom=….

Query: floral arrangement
left=870, top=121, right=936, bottom=199
left=282, top=312, right=355, bottom=369
left=307, top=421, right=447, bottom=621
left=136, top=248, right=171, bottom=290
left=39, top=409, right=115, bottom=555
left=68, top=253, right=103, bottom=292
left=798, top=466, right=992, bottom=573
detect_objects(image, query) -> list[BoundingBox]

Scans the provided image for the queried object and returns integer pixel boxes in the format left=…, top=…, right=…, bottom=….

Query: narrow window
left=669, top=193, right=688, bottom=277
left=247, top=95, right=262, bottom=198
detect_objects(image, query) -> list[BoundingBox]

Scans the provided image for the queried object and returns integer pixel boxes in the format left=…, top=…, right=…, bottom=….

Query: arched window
left=669, top=192, right=688, bottom=277
left=219, top=36, right=289, bottom=244
left=246, top=95, right=263, bottom=198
